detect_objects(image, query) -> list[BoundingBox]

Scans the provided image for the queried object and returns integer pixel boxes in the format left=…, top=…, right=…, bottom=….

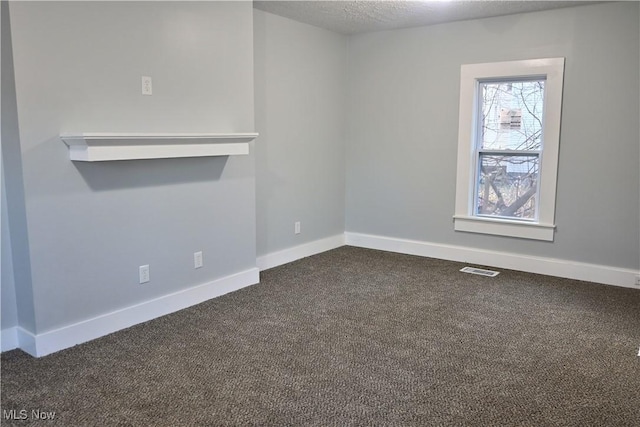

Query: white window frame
left=453, top=58, right=565, bottom=241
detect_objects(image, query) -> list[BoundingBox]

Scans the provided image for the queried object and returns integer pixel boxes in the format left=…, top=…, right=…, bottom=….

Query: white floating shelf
left=60, top=132, right=259, bottom=162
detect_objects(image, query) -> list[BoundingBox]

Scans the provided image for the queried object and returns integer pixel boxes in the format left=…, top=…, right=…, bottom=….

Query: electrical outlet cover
left=139, top=265, right=150, bottom=283
left=141, top=76, right=152, bottom=95
left=194, top=251, right=203, bottom=269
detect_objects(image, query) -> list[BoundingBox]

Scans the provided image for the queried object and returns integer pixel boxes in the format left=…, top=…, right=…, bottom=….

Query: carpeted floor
left=1, top=246, right=639, bottom=426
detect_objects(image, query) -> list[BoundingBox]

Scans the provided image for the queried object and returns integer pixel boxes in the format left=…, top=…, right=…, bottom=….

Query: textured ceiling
left=254, top=1, right=599, bottom=35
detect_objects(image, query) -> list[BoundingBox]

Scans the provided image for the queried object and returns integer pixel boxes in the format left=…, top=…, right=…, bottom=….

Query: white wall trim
left=345, top=232, right=640, bottom=289
left=454, top=58, right=565, bottom=240
left=16, top=327, right=36, bottom=355
left=16, top=268, right=259, bottom=357
left=257, top=234, right=345, bottom=271
left=1, top=327, right=18, bottom=352
left=453, top=215, right=555, bottom=242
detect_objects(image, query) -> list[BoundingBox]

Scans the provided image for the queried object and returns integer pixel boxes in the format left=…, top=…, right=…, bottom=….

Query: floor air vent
left=460, top=266, right=500, bottom=277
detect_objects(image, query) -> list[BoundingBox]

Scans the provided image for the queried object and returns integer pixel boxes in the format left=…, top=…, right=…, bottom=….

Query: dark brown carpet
left=2, top=246, right=639, bottom=426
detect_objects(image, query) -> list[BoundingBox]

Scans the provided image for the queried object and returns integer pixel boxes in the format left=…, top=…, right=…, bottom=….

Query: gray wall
left=346, top=2, right=640, bottom=270
left=2, top=0, right=33, bottom=332
left=8, top=1, right=256, bottom=333
left=254, top=10, right=347, bottom=257
left=1, top=0, right=18, bottom=331
left=1, top=176, right=18, bottom=330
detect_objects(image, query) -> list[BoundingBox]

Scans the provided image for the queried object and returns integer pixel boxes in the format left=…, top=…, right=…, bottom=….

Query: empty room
left=1, top=0, right=639, bottom=425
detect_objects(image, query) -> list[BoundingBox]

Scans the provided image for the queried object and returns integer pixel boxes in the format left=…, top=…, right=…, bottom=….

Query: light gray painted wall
left=254, top=10, right=347, bottom=257
left=2, top=0, right=34, bottom=332
left=346, top=2, right=640, bottom=270
left=1, top=175, right=18, bottom=330
left=1, top=0, right=19, bottom=331
left=9, top=1, right=256, bottom=333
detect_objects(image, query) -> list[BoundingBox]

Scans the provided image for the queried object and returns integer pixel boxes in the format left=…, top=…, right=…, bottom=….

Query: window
left=453, top=58, right=565, bottom=241
left=476, top=79, right=543, bottom=221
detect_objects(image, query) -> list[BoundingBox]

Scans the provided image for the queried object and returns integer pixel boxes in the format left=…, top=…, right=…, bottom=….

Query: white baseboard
left=17, top=327, right=36, bottom=355
left=17, top=268, right=259, bottom=358
left=7, top=233, right=638, bottom=357
left=257, top=234, right=345, bottom=271
left=345, top=232, right=640, bottom=289
left=1, top=327, right=18, bottom=352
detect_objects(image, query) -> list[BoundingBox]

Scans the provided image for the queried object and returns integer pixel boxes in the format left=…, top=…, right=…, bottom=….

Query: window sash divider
left=477, top=149, right=540, bottom=156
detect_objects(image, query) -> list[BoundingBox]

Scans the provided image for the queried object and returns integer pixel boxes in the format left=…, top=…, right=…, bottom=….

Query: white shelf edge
left=60, top=132, right=259, bottom=162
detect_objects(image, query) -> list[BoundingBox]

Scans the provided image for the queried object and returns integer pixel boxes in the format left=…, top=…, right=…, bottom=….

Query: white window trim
left=453, top=58, right=565, bottom=242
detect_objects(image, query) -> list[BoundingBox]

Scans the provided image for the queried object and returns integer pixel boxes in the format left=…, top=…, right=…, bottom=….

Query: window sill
left=453, top=215, right=555, bottom=241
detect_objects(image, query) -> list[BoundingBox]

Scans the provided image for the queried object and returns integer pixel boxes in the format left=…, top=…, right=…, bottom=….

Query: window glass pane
left=480, top=80, right=545, bottom=151
left=476, top=154, right=539, bottom=220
